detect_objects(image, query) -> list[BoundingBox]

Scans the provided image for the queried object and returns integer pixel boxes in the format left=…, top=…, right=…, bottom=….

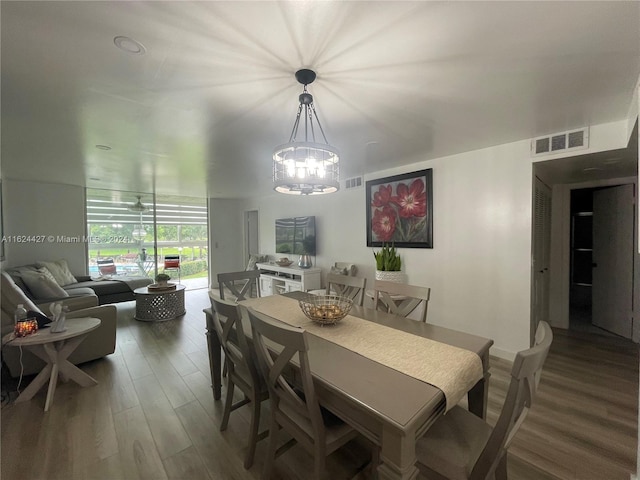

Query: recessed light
left=95, top=145, right=111, bottom=150
left=113, top=36, right=146, bottom=55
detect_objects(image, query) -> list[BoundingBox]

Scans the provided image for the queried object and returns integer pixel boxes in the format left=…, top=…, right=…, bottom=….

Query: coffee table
left=134, top=284, right=186, bottom=321
left=1, top=317, right=101, bottom=411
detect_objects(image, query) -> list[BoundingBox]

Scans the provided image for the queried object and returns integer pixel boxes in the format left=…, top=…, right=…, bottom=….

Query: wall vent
left=531, top=127, right=589, bottom=157
left=345, top=176, right=363, bottom=189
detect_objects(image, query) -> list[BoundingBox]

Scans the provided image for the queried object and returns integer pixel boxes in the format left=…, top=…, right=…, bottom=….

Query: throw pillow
left=330, top=266, right=348, bottom=276
left=21, top=271, right=69, bottom=299
left=35, top=259, right=78, bottom=286
left=37, top=266, right=58, bottom=284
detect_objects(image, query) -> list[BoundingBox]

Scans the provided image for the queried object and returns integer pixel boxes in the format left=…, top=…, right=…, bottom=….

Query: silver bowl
left=299, top=294, right=353, bottom=325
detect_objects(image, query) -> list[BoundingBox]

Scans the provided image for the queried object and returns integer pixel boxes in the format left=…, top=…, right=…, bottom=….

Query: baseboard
left=489, top=346, right=516, bottom=362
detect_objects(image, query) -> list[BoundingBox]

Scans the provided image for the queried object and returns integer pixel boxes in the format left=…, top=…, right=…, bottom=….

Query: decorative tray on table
left=148, top=283, right=177, bottom=291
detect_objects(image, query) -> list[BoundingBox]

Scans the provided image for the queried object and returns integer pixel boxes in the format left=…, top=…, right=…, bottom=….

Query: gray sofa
left=5, top=264, right=152, bottom=305
left=1, top=272, right=118, bottom=377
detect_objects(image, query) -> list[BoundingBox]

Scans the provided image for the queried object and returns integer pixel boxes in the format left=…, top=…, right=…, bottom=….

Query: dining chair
left=246, top=307, right=359, bottom=480
left=210, top=297, right=269, bottom=469
left=218, top=270, right=261, bottom=301
left=415, top=321, right=553, bottom=480
left=373, top=279, right=431, bottom=322
left=324, top=274, right=367, bottom=306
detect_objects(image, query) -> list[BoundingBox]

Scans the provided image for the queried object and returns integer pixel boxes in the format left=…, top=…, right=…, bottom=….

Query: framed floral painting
left=366, top=169, right=433, bottom=248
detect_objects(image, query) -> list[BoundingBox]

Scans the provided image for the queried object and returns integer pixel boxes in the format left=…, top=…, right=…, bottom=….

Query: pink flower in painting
left=371, top=184, right=393, bottom=208
left=372, top=206, right=397, bottom=241
left=391, top=179, right=427, bottom=218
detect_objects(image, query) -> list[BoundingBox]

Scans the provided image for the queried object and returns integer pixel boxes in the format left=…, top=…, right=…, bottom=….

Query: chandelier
left=273, top=69, right=340, bottom=195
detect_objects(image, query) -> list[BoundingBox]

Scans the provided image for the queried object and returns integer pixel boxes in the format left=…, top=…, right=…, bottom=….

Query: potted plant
left=155, top=273, right=171, bottom=286
left=373, top=243, right=405, bottom=282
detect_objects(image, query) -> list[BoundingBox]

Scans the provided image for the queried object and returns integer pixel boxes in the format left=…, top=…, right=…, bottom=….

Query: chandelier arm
left=288, top=103, right=304, bottom=143
left=310, top=104, right=330, bottom=144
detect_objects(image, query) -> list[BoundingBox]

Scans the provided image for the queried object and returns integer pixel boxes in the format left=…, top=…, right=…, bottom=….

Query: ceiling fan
left=127, top=195, right=149, bottom=213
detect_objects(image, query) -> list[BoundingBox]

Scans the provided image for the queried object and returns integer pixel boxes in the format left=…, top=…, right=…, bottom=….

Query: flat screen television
left=275, top=216, right=316, bottom=255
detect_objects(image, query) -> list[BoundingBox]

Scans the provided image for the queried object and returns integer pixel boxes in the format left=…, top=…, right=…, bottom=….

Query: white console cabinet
left=256, top=263, right=321, bottom=296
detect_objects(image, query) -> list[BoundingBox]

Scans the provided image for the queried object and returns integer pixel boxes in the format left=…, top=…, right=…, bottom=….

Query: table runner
left=241, top=295, right=483, bottom=411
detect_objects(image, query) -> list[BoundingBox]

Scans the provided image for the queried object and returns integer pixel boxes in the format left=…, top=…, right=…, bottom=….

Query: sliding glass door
left=86, top=189, right=208, bottom=289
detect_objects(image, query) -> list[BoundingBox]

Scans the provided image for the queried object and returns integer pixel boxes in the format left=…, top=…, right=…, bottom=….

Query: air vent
left=531, top=127, right=589, bottom=157
left=345, top=176, right=363, bottom=189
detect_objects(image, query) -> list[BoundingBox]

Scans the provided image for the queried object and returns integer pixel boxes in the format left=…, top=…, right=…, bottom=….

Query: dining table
left=204, top=292, right=493, bottom=480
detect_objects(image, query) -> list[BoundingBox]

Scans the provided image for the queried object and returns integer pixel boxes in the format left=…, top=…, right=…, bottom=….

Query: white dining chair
left=373, top=279, right=431, bottom=322
left=210, top=297, right=269, bottom=469
left=218, top=270, right=261, bottom=301
left=324, top=273, right=367, bottom=306
left=415, top=321, right=553, bottom=480
left=246, top=307, right=359, bottom=480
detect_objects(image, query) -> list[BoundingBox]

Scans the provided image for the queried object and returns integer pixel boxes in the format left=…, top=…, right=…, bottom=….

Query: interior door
left=592, top=184, right=634, bottom=338
left=532, top=177, right=552, bottom=344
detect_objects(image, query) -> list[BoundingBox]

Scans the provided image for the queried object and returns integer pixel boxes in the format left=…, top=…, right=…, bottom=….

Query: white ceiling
left=2, top=1, right=639, bottom=199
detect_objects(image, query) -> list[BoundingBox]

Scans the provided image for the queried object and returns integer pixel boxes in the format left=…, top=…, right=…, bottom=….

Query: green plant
left=373, top=244, right=402, bottom=271
left=155, top=273, right=171, bottom=283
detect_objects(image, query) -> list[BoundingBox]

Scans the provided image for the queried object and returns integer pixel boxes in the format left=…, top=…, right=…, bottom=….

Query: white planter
left=375, top=270, right=406, bottom=283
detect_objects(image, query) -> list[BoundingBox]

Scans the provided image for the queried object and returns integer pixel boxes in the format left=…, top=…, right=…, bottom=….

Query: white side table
left=2, top=317, right=101, bottom=411
left=134, top=284, right=186, bottom=321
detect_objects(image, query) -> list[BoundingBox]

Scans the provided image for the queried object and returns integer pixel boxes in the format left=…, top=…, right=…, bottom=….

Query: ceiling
left=2, top=1, right=639, bottom=199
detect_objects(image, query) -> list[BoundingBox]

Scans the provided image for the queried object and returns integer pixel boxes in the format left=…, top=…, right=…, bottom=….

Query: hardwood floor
left=1, top=289, right=637, bottom=479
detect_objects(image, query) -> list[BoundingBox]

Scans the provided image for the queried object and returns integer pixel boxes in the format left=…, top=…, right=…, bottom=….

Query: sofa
left=5, top=260, right=152, bottom=305
left=1, top=271, right=118, bottom=377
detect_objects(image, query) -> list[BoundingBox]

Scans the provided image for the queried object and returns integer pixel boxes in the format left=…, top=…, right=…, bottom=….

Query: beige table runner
left=242, top=295, right=483, bottom=411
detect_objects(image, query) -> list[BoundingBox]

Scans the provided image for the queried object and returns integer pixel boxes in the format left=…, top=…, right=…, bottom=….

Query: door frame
left=548, top=175, right=638, bottom=339
left=243, top=209, right=260, bottom=267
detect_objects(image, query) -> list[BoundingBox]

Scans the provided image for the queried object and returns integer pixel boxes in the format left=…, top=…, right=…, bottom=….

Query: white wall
left=236, top=120, right=633, bottom=359
left=208, top=197, right=245, bottom=287
left=2, top=179, right=87, bottom=274
left=241, top=139, right=535, bottom=359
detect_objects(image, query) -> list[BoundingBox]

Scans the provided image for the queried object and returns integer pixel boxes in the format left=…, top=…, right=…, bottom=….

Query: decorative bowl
left=276, top=259, right=293, bottom=267
left=299, top=294, right=353, bottom=325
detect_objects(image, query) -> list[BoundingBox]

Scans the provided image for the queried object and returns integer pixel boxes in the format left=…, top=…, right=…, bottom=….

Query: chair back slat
left=326, top=274, right=367, bottom=306
left=373, top=280, right=431, bottom=322
left=247, top=308, right=326, bottom=444
left=471, top=321, right=553, bottom=480
left=218, top=270, right=261, bottom=301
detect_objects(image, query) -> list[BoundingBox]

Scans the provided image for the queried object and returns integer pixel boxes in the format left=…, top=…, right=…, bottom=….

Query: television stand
left=256, top=262, right=321, bottom=296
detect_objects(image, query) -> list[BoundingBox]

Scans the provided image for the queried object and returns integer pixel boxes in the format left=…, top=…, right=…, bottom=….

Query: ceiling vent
left=344, top=176, right=363, bottom=189
left=531, top=127, right=589, bottom=157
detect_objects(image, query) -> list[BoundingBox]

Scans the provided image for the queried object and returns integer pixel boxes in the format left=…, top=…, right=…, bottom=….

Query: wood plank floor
left=1, top=289, right=637, bottom=479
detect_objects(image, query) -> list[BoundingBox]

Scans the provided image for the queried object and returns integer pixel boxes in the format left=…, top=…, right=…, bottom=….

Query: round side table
left=134, top=284, right=186, bottom=321
left=1, top=317, right=101, bottom=411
